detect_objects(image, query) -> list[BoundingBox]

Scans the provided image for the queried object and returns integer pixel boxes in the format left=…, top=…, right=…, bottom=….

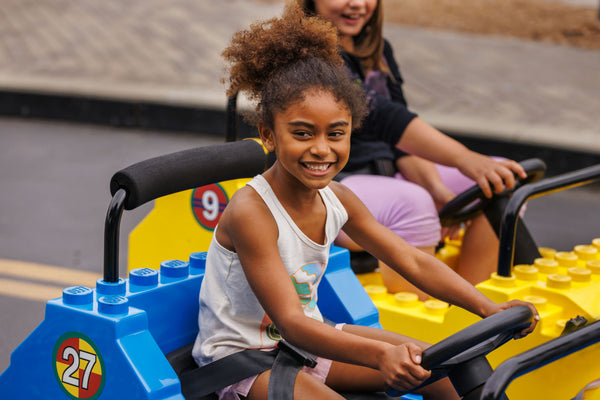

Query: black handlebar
left=438, top=158, right=546, bottom=228
left=110, top=140, right=266, bottom=210
left=480, top=320, right=600, bottom=400
left=497, top=163, right=600, bottom=277
left=421, top=305, right=533, bottom=370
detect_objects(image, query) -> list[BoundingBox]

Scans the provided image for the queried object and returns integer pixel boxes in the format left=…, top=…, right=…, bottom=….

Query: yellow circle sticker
left=53, top=332, right=105, bottom=399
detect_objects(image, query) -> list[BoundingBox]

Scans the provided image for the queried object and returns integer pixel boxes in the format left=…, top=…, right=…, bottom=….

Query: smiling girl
left=191, top=5, right=537, bottom=400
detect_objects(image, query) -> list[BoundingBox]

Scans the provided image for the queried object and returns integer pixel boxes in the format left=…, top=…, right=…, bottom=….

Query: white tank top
left=192, top=175, right=348, bottom=366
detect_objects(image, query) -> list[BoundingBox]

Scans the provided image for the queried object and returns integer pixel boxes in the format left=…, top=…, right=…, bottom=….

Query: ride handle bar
left=420, top=305, right=533, bottom=370
left=103, top=140, right=267, bottom=282
left=110, top=139, right=267, bottom=210
left=497, top=163, right=600, bottom=277
left=438, top=158, right=546, bottom=228
left=480, top=319, right=600, bottom=400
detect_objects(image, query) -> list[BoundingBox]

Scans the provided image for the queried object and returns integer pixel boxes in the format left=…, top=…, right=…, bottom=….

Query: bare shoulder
left=225, top=185, right=273, bottom=224
left=327, top=181, right=364, bottom=212
left=222, top=184, right=278, bottom=238
left=327, top=180, right=355, bottom=200
left=220, top=183, right=279, bottom=254
left=327, top=180, right=380, bottom=235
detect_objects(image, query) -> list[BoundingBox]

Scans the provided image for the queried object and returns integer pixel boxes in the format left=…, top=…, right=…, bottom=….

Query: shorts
left=216, top=323, right=344, bottom=400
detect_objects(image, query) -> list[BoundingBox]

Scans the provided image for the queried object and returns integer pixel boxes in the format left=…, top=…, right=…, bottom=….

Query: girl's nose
left=310, top=137, right=330, bottom=157
left=348, top=0, right=366, bottom=8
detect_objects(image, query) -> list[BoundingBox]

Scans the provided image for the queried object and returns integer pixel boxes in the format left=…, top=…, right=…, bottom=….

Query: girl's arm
left=395, top=155, right=462, bottom=239
left=395, top=155, right=455, bottom=210
left=396, top=117, right=527, bottom=198
left=219, top=187, right=430, bottom=387
left=332, top=182, right=539, bottom=329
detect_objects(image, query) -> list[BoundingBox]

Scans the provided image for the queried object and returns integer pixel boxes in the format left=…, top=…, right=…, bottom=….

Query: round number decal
left=191, top=183, right=229, bottom=231
left=53, top=332, right=105, bottom=400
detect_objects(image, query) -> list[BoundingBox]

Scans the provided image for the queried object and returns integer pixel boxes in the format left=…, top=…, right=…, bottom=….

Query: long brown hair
left=298, top=0, right=386, bottom=74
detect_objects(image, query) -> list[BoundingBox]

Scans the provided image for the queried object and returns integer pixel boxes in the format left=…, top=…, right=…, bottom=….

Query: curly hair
left=222, top=3, right=367, bottom=130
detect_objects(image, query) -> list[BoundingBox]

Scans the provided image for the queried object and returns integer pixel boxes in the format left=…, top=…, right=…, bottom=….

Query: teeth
left=305, top=163, right=329, bottom=171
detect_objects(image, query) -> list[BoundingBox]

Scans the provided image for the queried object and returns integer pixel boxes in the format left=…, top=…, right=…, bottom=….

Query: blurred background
left=1, top=0, right=599, bottom=372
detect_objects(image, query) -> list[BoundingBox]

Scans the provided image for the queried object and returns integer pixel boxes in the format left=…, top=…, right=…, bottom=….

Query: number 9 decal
left=191, top=183, right=229, bottom=231
left=53, top=332, right=105, bottom=400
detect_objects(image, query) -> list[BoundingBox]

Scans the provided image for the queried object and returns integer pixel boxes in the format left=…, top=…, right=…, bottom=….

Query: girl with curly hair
left=191, top=5, right=537, bottom=399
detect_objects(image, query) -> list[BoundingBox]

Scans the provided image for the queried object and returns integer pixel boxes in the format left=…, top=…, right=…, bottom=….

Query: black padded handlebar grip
left=110, top=140, right=267, bottom=210
left=421, top=305, right=533, bottom=370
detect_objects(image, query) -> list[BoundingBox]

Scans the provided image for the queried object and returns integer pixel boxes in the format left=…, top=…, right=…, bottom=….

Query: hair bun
left=222, top=3, right=342, bottom=99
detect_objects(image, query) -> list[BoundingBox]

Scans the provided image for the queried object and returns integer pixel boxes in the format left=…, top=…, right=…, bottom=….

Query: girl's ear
left=258, top=124, right=276, bottom=153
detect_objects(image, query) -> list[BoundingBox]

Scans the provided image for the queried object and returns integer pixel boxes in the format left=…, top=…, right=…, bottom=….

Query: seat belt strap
left=268, top=341, right=317, bottom=400
left=179, top=348, right=278, bottom=399
left=179, top=341, right=317, bottom=400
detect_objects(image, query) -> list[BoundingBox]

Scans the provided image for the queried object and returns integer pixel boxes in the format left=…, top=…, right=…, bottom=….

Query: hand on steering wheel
left=386, top=305, right=534, bottom=397
left=438, top=159, right=546, bottom=227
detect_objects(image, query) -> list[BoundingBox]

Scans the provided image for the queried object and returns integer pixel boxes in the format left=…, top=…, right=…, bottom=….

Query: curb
left=1, top=89, right=599, bottom=177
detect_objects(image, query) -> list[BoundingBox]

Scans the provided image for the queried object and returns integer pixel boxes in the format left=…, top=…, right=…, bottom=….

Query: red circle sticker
left=191, top=183, right=229, bottom=231
left=53, top=332, right=105, bottom=400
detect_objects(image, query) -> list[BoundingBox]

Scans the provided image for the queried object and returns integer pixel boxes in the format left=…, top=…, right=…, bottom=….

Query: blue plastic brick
left=0, top=246, right=390, bottom=399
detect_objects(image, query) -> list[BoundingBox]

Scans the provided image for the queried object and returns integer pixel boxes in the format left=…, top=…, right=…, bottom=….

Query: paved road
left=0, top=117, right=598, bottom=373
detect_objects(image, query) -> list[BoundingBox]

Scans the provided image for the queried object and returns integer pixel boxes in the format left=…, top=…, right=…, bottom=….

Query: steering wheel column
left=448, top=356, right=497, bottom=400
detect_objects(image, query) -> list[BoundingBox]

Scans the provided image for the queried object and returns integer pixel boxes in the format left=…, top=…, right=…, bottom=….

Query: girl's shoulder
left=327, top=181, right=360, bottom=208
left=382, top=39, right=399, bottom=69
left=217, top=182, right=279, bottom=249
left=224, top=184, right=274, bottom=226
left=327, top=180, right=348, bottom=195
left=327, top=181, right=372, bottom=224
left=382, top=38, right=394, bottom=53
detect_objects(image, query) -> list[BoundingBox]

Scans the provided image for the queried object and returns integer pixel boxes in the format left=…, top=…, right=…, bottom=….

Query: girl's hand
left=429, top=183, right=463, bottom=240
left=379, top=343, right=431, bottom=392
left=441, top=223, right=463, bottom=241
left=481, top=299, right=540, bottom=339
left=458, top=153, right=526, bottom=198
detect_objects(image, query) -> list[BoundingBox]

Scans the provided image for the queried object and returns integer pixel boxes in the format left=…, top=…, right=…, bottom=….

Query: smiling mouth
left=342, top=13, right=362, bottom=21
left=302, top=162, right=333, bottom=172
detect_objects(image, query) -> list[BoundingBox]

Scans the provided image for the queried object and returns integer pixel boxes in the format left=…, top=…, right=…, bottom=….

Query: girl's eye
left=329, top=131, right=346, bottom=138
left=293, top=130, right=312, bottom=138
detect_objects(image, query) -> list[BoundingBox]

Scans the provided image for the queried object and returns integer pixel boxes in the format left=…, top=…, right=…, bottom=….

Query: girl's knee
left=382, top=186, right=440, bottom=247
left=341, top=175, right=441, bottom=247
left=341, top=175, right=437, bottom=217
left=294, top=371, right=344, bottom=400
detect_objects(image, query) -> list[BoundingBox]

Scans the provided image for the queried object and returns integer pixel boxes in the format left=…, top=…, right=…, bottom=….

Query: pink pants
left=340, top=164, right=477, bottom=248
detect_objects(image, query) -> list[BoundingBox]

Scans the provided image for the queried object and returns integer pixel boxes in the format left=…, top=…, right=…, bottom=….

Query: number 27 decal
left=61, top=346, right=96, bottom=390
left=53, top=332, right=105, bottom=400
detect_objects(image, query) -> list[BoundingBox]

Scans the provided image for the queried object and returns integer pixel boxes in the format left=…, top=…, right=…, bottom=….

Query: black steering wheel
left=438, top=159, right=547, bottom=227
left=387, top=305, right=534, bottom=399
